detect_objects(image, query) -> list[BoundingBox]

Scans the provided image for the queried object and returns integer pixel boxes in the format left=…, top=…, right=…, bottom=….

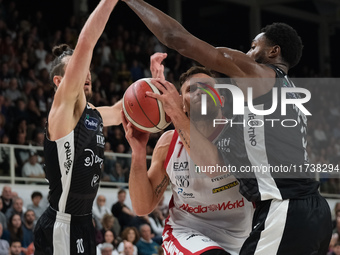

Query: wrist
left=168, top=110, right=188, bottom=127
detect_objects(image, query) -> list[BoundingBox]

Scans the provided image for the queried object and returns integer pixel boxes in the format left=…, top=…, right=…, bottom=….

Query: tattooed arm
left=123, top=112, right=171, bottom=215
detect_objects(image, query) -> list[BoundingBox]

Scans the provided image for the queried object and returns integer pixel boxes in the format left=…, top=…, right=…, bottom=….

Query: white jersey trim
left=243, top=106, right=282, bottom=200
left=55, top=131, right=75, bottom=212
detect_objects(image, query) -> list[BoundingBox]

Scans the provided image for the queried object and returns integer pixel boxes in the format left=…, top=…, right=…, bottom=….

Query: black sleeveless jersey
left=44, top=104, right=105, bottom=215
left=217, top=65, right=319, bottom=202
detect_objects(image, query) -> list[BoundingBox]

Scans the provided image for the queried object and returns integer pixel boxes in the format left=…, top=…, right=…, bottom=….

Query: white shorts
left=162, top=220, right=227, bottom=255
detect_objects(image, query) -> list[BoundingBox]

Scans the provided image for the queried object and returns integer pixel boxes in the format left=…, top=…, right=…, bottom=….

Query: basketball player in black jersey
left=121, top=1, right=332, bottom=254
left=33, top=1, right=121, bottom=254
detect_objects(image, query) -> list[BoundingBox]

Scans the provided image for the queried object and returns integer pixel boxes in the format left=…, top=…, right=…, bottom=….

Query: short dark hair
left=261, top=22, right=303, bottom=68
left=179, top=66, right=215, bottom=87
left=31, top=191, right=43, bottom=199
left=10, top=239, right=21, bottom=247
left=118, top=189, right=126, bottom=195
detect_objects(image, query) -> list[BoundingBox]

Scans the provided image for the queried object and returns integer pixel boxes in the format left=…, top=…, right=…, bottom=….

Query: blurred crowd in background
left=0, top=0, right=339, bottom=194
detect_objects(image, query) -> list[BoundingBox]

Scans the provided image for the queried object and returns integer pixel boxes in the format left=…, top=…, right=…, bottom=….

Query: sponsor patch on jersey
left=177, top=188, right=195, bottom=198
left=210, top=173, right=232, bottom=182
left=64, top=141, right=72, bottom=175
left=212, top=181, right=239, bottom=194
left=175, top=175, right=189, bottom=188
left=91, top=174, right=100, bottom=188
left=216, top=138, right=230, bottom=152
left=84, top=148, right=104, bottom=168
left=96, top=134, right=105, bottom=148
left=84, top=114, right=99, bottom=131
left=173, top=161, right=189, bottom=171
left=179, top=198, right=244, bottom=214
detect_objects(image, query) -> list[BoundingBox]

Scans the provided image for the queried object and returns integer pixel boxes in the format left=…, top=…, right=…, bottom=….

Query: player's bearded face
left=183, top=79, right=220, bottom=121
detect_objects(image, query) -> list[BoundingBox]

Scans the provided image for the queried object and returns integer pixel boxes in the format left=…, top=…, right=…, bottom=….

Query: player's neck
left=195, top=112, right=224, bottom=138
left=272, top=63, right=288, bottom=74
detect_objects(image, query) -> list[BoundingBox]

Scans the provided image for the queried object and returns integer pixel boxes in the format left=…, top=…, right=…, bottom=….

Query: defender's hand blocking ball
left=122, top=78, right=171, bottom=133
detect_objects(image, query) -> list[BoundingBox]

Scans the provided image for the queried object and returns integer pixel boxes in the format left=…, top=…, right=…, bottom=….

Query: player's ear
left=220, top=95, right=225, bottom=107
left=268, top=45, right=281, bottom=59
left=53, top=75, right=62, bottom=87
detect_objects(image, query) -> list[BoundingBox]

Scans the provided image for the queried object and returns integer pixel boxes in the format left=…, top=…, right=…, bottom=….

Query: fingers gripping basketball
left=123, top=78, right=171, bottom=133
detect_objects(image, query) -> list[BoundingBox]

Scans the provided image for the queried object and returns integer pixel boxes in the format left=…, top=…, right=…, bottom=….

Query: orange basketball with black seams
left=123, top=78, right=171, bottom=133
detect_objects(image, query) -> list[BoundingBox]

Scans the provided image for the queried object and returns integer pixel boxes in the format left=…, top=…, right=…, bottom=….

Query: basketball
left=122, top=78, right=172, bottom=133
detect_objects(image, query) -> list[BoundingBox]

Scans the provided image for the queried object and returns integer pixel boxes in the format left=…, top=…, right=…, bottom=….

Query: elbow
left=134, top=207, right=152, bottom=216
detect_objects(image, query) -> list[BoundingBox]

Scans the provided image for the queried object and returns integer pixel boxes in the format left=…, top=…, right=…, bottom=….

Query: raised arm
left=122, top=0, right=276, bottom=98
left=122, top=112, right=171, bottom=215
left=48, top=0, right=119, bottom=140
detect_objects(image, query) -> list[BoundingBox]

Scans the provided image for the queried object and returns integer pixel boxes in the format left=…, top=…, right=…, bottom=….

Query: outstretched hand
left=121, top=111, right=150, bottom=152
left=150, top=52, right=167, bottom=80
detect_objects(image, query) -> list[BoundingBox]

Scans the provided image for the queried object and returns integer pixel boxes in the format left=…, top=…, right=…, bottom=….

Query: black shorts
left=240, top=192, right=332, bottom=255
left=34, top=207, right=96, bottom=255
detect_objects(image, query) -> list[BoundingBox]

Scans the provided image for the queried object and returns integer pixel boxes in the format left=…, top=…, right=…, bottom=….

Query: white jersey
left=164, top=131, right=253, bottom=254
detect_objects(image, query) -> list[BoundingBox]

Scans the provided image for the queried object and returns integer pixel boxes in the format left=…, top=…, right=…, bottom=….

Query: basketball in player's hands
left=122, top=78, right=171, bottom=133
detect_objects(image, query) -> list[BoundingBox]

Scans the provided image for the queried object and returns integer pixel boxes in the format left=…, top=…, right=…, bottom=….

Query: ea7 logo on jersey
left=173, top=162, right=189, bottom=171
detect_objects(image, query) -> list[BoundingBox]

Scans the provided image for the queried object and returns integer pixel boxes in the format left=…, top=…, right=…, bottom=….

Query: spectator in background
left=111, top=189, right=136, bottom=231
left=96, top=231, right=119, bottom=255
left=93, top=195, right=116, bottom=231
left=122, top=241, right=135, bottom=255
left=0, top=200, right=7, bottom=230
left=130, top=59, right=144, bottom=82
left=147, top=208, right=164, bottom=245
left=21, top=151, right=45, bottom=179
left=9, top=240, right=22, bottom=255
left=0, top=223, right=9, bottom=255
left=34, top=40, right=47, bottom=62
left=102, top=143, right=117, bottom=182
left=135, top=224, right=159, bottom=255
left=117, top=227, right=139, bottom=255
left=3, top=78, right=21, bottom=106
left=329, top=241, right=340, bottom=255
left=22, top=210, right=35, bottom=249
left=2, top=214, right=23, bottom=246
left=101, top=214, right=120, bottom=243
left=25, top=242, right=34, bottom=255
left=0, top=186, right=12, bottom=214
left=5, top=197, right=25, bottom=222
left=156, top=195, right=168, bottom=219
left=26, top=191, right=44, bottom=221
left=99, top=242, right=118, bottom=255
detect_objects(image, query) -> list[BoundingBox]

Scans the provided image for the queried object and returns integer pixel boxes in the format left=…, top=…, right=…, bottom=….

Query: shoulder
left=154, top=130, right=175, bottom=150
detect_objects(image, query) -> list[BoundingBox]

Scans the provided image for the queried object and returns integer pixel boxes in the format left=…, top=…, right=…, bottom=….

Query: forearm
left=129, top=150, right=157, bottom=215
left=97, top=100, right=122, bottom=126
left=79, top=0, right=119, bottom=48
left=123, top=0, right=190, bottom=51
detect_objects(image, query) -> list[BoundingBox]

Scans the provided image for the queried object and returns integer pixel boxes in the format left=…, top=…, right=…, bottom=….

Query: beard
left=189, top=101, right=220, bottom=122
left=84, top=89, right=93, bottom=101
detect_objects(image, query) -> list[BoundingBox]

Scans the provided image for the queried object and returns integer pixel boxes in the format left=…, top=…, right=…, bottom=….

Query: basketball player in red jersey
left=122, top=53, right=254, bottom=255
left=121, top=1, right=332, bottom=254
